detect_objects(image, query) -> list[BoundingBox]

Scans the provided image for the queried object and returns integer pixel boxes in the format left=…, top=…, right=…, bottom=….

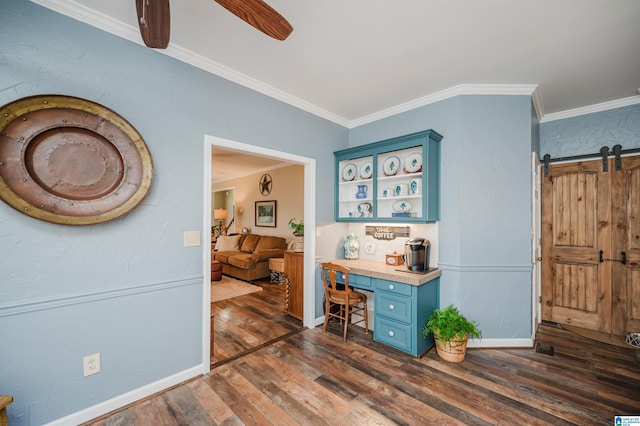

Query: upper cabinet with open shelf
left=334, top=130, right=442, bottom=223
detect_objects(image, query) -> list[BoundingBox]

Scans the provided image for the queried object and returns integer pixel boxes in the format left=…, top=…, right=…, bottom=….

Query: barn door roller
left=600, top=146, right=609, bottom=172
left=541, top=144, right=640, bottom=174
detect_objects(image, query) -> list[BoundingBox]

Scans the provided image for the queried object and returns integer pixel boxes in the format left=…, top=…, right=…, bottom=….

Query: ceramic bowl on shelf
left=410, top=179, right=421, bottom=195
left=383, top=156, right=401, bottom=176
left=392, top=200, right=412, bottom=212
left=404, top=152, right=422, bottom=173
left=342, top=163, right=357, bottom=181
left=360, top=161, right=373, bottom=179
left=357, top=202, right=373, bottom=217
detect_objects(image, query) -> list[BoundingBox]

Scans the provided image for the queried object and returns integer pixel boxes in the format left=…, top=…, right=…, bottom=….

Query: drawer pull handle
left=388, top=331, right=395, bottom=337
left=388, top=284, right=395, bottom=290
left=389, top=304, right=395, bottom=310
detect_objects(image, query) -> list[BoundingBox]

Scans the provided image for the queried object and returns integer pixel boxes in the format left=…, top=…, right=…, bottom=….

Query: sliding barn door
left=541, top=160, right=611, bottom=332
left=611, top=156, right=640, bottom=335
left=541, top=156, right=640, bottom=335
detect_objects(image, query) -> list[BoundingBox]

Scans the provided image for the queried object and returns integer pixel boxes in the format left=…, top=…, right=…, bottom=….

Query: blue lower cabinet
left=371, top=277, right=440, bottom=357
left=376, top=293, right=412, bottom=323
left=346, top=273, right=440, bottom=357
left=335, top=273, right=372, bottom=290
left=349, top=273, right=372, bottom=290
left=374, top=317, right=413, bottom=353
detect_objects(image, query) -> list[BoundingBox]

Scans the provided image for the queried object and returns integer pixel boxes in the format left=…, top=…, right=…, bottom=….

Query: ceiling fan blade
left=135, top=0, right=171, bottom=49
left=214, top=0, right=293, bottom=41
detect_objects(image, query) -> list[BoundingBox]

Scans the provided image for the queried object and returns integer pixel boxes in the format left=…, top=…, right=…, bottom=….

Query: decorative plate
left=404, top=152, right=422, bottom=173
left=0, top=95, right=153, bottom=225
left=360, top=161, right=373, bottom=179
left=383, top=156, right=401, bottom=176
left=342, top=163, right=357, bottom=181
left=392, top=200, right=412, bottom=212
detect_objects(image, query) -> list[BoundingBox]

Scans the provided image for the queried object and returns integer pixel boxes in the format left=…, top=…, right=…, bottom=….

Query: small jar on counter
left=344, top=231, right=360, bottom=260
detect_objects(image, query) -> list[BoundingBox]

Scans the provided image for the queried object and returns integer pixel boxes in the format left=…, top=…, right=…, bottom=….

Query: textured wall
left=0, top=1, right=347, bottom=424
left=350, top=95, right=535, bottom=339
left=540, top=104, right=640, bottom=157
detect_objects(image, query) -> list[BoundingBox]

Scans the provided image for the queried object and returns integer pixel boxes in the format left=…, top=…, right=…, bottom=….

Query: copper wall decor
left=0, top=95, right=153, bottom=225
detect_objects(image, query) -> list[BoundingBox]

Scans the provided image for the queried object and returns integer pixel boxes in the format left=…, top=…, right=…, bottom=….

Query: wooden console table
left=284, top=251, right=303, bottom=320
left=1, top=395, right=13, bottom=426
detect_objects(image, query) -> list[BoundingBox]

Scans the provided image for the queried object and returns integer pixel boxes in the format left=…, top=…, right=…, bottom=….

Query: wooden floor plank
left=211, top=279, right=302, bottom=364
left=188, top=378, right=236, bottom=424
left=85, top=312, right=640, bottom=426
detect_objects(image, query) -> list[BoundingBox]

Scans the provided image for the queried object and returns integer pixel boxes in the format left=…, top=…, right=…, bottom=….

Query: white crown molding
left=28, top=0, right=635, bottom=129
left=30, top=0, right=351, bottom=127
left=531, top=87, right=544, bottom=122
left=348, top=84, right=539, bottom=128
left=540, top=95, right=640, bottom=123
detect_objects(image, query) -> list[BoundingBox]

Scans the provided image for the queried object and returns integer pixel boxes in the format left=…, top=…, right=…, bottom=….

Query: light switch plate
left=183, top=231, right=201, bottom=247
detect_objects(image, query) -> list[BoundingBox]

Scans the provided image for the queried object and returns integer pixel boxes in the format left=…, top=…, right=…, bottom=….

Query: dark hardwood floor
left=86, top=288, right=640, bottom=425
left=211, top=278, right=303, bottom=365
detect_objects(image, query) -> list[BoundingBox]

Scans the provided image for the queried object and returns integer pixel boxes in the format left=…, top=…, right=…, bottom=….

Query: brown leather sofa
left=212, top=233, right=286, bottom=281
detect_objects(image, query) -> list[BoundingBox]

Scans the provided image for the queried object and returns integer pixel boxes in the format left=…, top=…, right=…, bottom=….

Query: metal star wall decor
left=259, top=173, right=272, bottom=195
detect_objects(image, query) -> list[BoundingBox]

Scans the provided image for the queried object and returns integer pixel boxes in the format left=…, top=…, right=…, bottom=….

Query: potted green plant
left=287, top=218, right=304, bottom=252
left=423, top=305, right=481, bottom=362
left=287, top=217, right=304, bottom=236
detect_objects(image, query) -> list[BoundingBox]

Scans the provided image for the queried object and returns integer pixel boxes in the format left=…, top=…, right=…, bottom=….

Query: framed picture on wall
left=255, top=200, right=276, bottom=227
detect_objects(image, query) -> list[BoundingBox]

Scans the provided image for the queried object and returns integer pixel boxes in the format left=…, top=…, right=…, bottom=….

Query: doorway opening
left=202, top=135, right=316, bottom=372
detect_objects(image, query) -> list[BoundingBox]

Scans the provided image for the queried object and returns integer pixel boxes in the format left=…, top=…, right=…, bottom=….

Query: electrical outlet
left=83, top=353, right=101, bottom=377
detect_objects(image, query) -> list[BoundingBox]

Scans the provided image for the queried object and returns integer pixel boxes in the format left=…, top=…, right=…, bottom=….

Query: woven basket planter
left=435, top=332, right=469, bottom=363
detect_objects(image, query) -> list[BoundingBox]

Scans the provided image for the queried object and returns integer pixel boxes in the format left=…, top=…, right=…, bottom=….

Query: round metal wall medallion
left=0, top=95, right=153, bottom=225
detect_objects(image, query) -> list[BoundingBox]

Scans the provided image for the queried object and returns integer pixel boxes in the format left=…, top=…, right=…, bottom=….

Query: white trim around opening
left=202, top=135, right=316, bottom=373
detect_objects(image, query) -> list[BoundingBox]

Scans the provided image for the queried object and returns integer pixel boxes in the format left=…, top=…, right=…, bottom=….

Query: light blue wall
left=540, top=104, right=640, bottom=157
left=0, top=1, right=347, bottom=424
left=6, top=0, right=637, bottom=423
left=350, top=95, right=535, bottom=339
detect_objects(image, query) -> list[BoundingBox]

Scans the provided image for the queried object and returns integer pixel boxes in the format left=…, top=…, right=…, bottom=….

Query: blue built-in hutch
left=334, top=130, right=442, bottom=223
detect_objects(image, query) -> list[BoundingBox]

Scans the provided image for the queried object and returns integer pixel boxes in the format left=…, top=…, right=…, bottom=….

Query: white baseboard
left=468, top=338, right=533, bottom=348
left=44, top=365, right=203, bottom=426
left=315, top=316, right=533, bottom=349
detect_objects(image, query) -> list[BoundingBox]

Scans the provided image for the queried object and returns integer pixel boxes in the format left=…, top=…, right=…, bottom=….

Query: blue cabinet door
left=372, top=277, right=440, bottom=357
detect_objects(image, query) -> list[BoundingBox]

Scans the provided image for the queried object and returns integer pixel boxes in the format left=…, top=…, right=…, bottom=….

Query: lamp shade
left=214, top=208, right=228, bottom=220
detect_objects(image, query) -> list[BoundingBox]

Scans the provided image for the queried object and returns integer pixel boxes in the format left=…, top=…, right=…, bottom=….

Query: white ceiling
left=211, top=146, right=290, bottom=184
left=33, top=0, right=640, bottom=128
left=30, top=1, right=640, bottom=180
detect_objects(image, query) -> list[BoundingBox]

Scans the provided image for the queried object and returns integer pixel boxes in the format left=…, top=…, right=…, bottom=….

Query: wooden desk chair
left=321, top=262, right=369, bottom=342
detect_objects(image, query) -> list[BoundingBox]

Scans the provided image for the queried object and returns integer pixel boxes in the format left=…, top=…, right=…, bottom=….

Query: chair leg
left=363, top=302, right=369, bottom=334
left=323, top=299, right=331, bottom=335
left=343, top=306, right=349, bottom=342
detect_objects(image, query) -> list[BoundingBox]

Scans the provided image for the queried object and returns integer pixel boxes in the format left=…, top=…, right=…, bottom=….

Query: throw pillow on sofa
left=215, top=235, right=242, bottom=251
left=240, top=234, right=261, bottom=253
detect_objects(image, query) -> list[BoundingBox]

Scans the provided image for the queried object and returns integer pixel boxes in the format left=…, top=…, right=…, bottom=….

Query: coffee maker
left=404, top=237, right=431, bottom=272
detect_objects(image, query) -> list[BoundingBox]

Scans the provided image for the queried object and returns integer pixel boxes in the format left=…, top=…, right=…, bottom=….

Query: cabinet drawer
left=336, top=273, right=372, bottom=290
left=374, top=278, right=412, bottom=296
left=374, top=317, right=413, bottom=353
left=376, top=293, right=412, bottom=323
